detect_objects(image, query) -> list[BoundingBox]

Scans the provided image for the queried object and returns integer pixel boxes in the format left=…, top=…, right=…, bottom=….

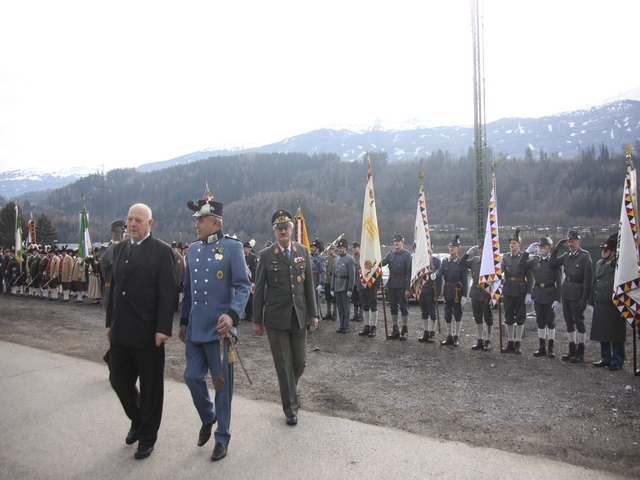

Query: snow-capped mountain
left=0, top=166, right=99, bottom=198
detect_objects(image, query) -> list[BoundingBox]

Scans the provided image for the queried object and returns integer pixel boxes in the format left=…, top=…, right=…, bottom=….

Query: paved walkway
left=0, top=341, right=622, bottom=480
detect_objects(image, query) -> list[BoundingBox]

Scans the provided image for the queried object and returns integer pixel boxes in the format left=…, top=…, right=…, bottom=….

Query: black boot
left=418, top=331, right=430, bottom=343
left=322, top=313, right=333, bottom=320
left=547, top=339, right=555, bottom=359
left=388, top=325, right=400, bottom=340
left=441, top=335, right=454, bottom=346
left=368, top=326, right=377, bottom=338
left=426, top=331, right=436, bottom=343
left=358, top=325, right=371, bottom=336
left=570, top=343, right=585, bottom=363
left=453, top=335, right=459, bottom=346
left=471, top=339, right=484, bottom=350
left=562, top=342, right=576, bottom=361
left=533, top=339, right=547, bottom=357
left=482, top=339, right=491, bottom=351
left=399, top=326, right=408, bottom=341
left=514, top=341, right=522, bottom=355
left=501, top=341, right=514, bottom=353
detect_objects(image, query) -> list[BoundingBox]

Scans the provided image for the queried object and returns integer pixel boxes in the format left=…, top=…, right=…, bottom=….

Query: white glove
left=316, top=285, right=323, bottom=294
left=347, top=291, right=352, bottom=298
left=331, top=291, right=335, bottom=297
left=466, top=246, right=477, bottom=255
left=525, top=293, right=532, bottom=305
left=526, top=242, right=538, bottom=254
left=460, top=296, right=467, bottom=306
left=430, top=273, right=437, bottom=281
left=588, top=305, right=594, bottom=313
left=552, top=300, right=560, bottom=312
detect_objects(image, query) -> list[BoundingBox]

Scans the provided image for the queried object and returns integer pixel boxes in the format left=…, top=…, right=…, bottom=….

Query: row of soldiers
left=305, top=229, right=627, bottom=370
left=0, top=244, right=102, bottom=303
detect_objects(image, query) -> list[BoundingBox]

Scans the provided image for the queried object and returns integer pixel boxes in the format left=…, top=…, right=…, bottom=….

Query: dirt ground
left=1, top=294, right=639, bottom=476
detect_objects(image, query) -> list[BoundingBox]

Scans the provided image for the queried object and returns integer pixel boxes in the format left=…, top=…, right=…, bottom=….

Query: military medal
left=297, top=275, right=302, bottom=282
left=537, top=262, right=541, bottom=268
left=215, top=254, right=223, bottom=260
left=217, top=271, right=223, bottom=279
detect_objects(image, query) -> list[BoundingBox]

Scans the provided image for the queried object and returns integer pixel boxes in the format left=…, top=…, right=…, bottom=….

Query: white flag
left=360, top=155, right=382, bottom=287
left=410, top=182, right=432, bottom=299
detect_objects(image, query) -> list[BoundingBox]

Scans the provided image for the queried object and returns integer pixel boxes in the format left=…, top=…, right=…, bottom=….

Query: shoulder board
left=224, top=235, right=241, bottom=243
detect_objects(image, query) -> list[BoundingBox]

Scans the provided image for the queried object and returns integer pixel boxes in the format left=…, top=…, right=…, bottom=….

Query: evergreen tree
left=36, top=214, right=58, bottom=247
left=0, top=202, right=17, bottom=249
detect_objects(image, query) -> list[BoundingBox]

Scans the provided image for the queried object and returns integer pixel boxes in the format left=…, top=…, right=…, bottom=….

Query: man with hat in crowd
left=59, top=246, right=73, bottom=302
left=46, top=247, right=60, bottom=300
left=500, top=229, right=534, bottom=354
left=71, top=248, right=86, bottom=303
left=322, top=244, right=338, bottom=321
left=309, top=238, right=326, bottom=319
left=180, top=189, right=251, bottom=461
left=350, top=241, right=363, bottom=323
left=550, top=230, right=593, bottom=363
left=27, top=245, right=41, bottom=297
left=431, top=235, right=468, bottom=346
left=98, top=220, right=127, bottom=311
left=39, top=246, right=50, bottom=299
left=331, top=237, right=357, bottom=333
left=253, top=209, right=318, bottom=426
left=589, top=234, right=626, bottom=371
left=460, top=243, right=493, bottom=351
left=243, top=240, right=257, bottom=322
left=382, top=234, right=413, bottom=340
left=520, top=235, right=562, bottom=358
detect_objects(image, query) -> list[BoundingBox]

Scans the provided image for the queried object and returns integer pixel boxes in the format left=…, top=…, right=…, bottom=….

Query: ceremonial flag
left=27, top=213, right=36, bottom=246
left=79, top=203, right=93, bottom=259
left=410, top=171, right=432, bottom=299
left=478, top=173, right=502, bottom=305
left=613, top=148, right=640, bottom=326
left=359, top=154, right=382, bottom=287
left=294, top=205, right=310, bottom=251
left=15, top=202, right=24, bottom=258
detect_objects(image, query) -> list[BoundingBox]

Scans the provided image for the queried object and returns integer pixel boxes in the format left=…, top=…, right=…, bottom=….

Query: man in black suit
left=106, top=203, right=175, bottom=460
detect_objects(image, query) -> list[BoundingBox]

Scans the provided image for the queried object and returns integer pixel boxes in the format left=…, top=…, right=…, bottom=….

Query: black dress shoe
left=336, top=327, right=344, bottom=333
left=608, top=364, right=622, bottom=371
left=125, top=429, right=138, bottom=445
left=198, top=416, right=217, bottom=447
left=441, top=335, right=454, bottom=346
left=211, top=442, right=228, bottom=461
left=453, top=335, right=459, bottom=346
left=286, top=415, right=298, bottom=426
left=593, top=360, right=611, bottom=368
left=134, top=445, right=154, bottom=460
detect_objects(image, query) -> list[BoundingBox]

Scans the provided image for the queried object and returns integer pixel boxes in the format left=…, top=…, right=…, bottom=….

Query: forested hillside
left=4, top=144, right=636, bottom=249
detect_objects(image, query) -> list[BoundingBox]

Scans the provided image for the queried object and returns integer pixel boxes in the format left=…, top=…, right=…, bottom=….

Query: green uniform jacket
left=254, top=242, right=318, bottom=329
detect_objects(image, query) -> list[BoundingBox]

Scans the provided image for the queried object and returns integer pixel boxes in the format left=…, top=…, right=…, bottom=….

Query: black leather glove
left=576, top=299, right=586, bottom=312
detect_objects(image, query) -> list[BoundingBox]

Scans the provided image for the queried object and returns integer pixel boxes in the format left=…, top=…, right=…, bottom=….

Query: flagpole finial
left=626, top=142, right=633, bottom=167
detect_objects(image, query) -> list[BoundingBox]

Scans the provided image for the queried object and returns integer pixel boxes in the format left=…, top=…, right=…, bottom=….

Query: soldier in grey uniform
left=589, top=235, right=626, bottom=370
left=331, top=238, right=356, bottom=333
left=520, top=235, right=562, bottom=358
left=550, top=230, right=593, bottom=363
left=310, top=238, right=326, bottom=319
left=243, top=240, right=257, bottom=322
left=501, top=229, right=534, bottom=354
left=460, top=243, right=494, bottom=351
left=382, top=234, right=412, bottom=340
left=418, top=254, right=442, bottom=343
left=322, top=245, right=338, bottom=320
left=350, top=241, right=363, bottom=323
left=98, top=220, right=126, bottom=311
left=431, top=235, right=468, bottom=346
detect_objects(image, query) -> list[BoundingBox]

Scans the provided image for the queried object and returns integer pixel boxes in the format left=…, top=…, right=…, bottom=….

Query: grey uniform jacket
left=589, top=258, right=626, bottom=343
left=433, top=256, right=468, bottom=302
left=501, top=252, right=533, bottom=297
left=331, top=253, right=356, bottom=293
left=381, top=249, right=412, bottom=290
left=460, top=253, right=488, bottom=302
left=519, top=253, right=562, bottom=304
left=253, top=242, right=318, bottom=330
left=311, top=253, right=326, bottom=287
left=550, top=248, right=593, bottom=301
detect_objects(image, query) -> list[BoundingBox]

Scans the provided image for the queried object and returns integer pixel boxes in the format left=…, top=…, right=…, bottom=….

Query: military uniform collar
left=202, top=230, right=224, bottom=244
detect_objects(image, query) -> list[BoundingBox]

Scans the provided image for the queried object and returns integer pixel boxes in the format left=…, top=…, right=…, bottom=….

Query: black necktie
left=284, top=248, right=290, bottom=262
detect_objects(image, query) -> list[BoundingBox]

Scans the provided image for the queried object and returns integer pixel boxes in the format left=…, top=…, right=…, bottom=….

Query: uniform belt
left=390, top=274, right=406, bottom=279
left=445, top=282, right=460, bottom=287
left=506, top=277, right=525, bottom=282
left=565, top=277, right=583, bottom=284
left=335, top=274, right=346, bottom=279
left=535, top=282, right=554, bottom=288
left=312, top=273, right=320, bottom=279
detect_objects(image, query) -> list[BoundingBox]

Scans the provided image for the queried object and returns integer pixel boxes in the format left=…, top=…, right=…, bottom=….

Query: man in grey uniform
left=520, top=235, right=562, bottom=358
left=550, top=230, right=593, bottom=363
left=310, top=238, right=326, bottom=319
left=331, top=238, right=356, bottom=333
left=382, top=234, right=412, bottom=340
left=322, top=245, right=337, bottom=321
left=460, top=243, right=494, bottom=351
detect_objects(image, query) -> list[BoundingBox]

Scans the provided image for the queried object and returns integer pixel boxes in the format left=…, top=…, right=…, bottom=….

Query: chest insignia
left=216, top=270, right=223, bottom=280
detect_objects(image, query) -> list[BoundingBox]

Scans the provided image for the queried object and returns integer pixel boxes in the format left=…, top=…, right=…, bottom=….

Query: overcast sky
left=0, top=0, right=638, bottom=173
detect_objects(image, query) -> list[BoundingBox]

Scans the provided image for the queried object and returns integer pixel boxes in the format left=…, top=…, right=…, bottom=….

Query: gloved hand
left=526, top=242, right=538, bottom=254
left=460, top=296, right=467, bottom=306
left=347, top=290, right=352, bottom=298
left=552, top=300, right=560, bottom=312
left=316, top=285, right=323, bottom=294
left=466, top=246, right=477, bottom=256
left=430, top=273, right=437, bottom=281
left=525, top=293, right=532, bottom=305
left=331, top=290, right=335, bottom=297
left=588, top=305, right=594, bottom=313
left=577, top=299, right=586, bottom=312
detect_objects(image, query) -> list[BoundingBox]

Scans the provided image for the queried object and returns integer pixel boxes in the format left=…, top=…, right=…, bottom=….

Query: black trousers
left=503, top=295, right=526, bottom=326
left=109, top=344, right=165, bottom=447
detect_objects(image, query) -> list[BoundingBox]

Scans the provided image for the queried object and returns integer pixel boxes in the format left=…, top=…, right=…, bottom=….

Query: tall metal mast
left=471, top=0, right=487, bottom=245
